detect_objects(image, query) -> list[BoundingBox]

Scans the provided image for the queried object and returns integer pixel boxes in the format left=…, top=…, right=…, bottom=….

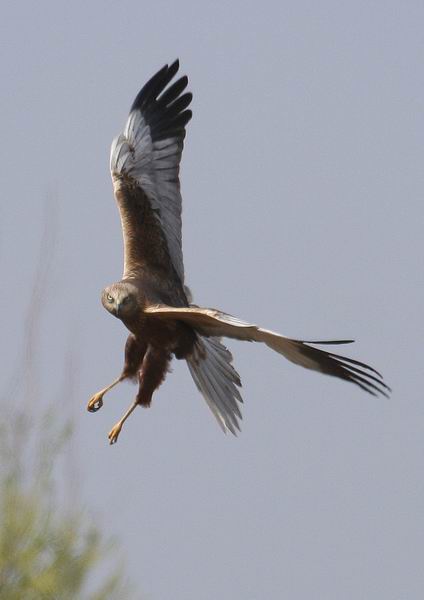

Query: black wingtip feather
left=129, top=60, right=192, bottom=142
left=157, top=76, right=189, bottom=107
left=326, top=352, right=383, bottom=378
left=168, top=58, right=180, bottom=74
left=305, top=339, right=355, bottom=345
left=298, top=341, right=390, bottom=399
left=130, top=63, right=169, bottom=111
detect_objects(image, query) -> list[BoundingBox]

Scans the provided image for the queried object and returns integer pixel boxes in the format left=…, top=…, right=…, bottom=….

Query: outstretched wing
left=145, top=305, right=390, bottom=398
left=110, top=60, right=192, bottom=282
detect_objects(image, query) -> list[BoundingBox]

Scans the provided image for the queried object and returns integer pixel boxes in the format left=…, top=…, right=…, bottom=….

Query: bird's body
left=88, top=60, right=389, bottom=443
left=105, top=282, right=193, bottom=354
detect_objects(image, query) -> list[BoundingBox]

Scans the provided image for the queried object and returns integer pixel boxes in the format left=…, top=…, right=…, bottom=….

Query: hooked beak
left=115, top=303, right=121, bottom=318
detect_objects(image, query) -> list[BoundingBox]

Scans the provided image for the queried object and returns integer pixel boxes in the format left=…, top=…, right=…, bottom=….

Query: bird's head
left=101, top=282, right=139, bottom=320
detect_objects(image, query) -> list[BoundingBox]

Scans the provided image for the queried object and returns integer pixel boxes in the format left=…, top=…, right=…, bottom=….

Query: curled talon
left=87, top=393, right=104, bottom=412
left=87, top=376, right=125, bottom=414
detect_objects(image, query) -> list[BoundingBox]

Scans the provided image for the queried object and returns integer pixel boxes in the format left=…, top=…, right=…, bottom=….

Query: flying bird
left=88, top=60, right=390, bottom=444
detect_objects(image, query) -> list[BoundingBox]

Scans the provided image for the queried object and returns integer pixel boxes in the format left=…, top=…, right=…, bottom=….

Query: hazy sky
left=2, top=1, right=424, bottom=598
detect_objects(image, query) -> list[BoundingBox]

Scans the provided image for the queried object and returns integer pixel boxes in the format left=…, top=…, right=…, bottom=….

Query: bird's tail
left=186, top=335, right=243, bottom=435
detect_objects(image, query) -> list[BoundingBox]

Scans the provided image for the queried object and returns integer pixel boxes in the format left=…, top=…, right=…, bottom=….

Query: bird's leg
left=87, top=334, right=147, bottom=413
left=87, top=376, right=124, bottom=413
left=108, top=399, right=139, bottom=445
left=135, top=346, right=171, bottom=407
left=107, top=345, right=171, bottom=444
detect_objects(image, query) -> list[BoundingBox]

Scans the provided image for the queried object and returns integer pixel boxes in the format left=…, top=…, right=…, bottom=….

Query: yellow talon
left=87, top=392, right=104, bottom=412
left=108, top=422, right=122, bottom=445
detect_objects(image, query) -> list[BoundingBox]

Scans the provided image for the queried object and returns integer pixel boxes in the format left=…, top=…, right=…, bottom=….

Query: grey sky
left=2, top=1, right=423, bottom=598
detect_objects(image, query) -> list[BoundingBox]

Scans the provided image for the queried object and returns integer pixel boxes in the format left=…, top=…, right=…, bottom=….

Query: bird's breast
left=121, top=313, right=195, bottom=357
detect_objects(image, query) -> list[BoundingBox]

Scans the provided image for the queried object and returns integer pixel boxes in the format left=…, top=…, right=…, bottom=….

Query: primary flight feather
left=88, top=60, right=390, bottom=443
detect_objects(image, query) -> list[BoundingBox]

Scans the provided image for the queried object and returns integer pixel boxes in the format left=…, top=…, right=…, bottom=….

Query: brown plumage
left=88, top=60, right=390, bottom=444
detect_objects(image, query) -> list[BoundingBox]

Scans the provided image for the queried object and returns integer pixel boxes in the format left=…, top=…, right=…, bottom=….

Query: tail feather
left=186, top=336, right=242, bottom=435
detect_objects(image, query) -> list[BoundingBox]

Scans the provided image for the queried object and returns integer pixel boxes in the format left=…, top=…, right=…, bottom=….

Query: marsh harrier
left=88, top=60, right=389, bottom=443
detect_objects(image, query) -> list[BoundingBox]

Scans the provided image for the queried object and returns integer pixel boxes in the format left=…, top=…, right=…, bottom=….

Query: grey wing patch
left=186, top=336, right=243, bottom=435
left=110, top=60, right=192, bottom=283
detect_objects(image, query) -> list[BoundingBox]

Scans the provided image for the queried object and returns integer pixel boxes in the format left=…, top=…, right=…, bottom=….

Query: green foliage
left=0, top=410, right=130, bottom=600
left=0, top=204, right=135, bottom=599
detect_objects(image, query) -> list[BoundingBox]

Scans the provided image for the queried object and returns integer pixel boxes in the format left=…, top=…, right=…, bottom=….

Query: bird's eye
left=106, top=294, right=114, bottom=303
left=122, top=296, right=129, bottom=304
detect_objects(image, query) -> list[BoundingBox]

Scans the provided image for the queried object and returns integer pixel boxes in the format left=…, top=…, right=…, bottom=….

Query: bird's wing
left=187, top=336, right=243, bottom=435
left=110, top=60, right=192, bottom=282
left=145, top=305, right=390, bottom=397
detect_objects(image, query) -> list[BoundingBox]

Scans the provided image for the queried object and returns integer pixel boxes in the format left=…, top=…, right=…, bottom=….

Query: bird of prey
left=88, top=60, right=390, bottom=444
